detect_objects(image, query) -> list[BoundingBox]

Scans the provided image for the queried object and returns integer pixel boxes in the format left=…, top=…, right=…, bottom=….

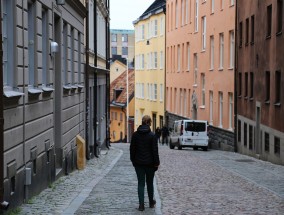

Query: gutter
left=105, top=0, right=110, bottom=148
left=94, top=0, right=98, bottom=157
left=234, top=1, right=238, bottom=152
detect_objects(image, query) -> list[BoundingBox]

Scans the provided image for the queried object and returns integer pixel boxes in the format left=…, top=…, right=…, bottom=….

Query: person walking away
left=130, top=115, right=160, bottom=211
left=155, top=127, right=161, bottom=144
left=161, top=125, right=169, bottom=145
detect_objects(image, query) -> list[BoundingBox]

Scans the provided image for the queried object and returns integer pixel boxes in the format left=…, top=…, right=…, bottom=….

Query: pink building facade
left=166, top=0, right=235, bottom=136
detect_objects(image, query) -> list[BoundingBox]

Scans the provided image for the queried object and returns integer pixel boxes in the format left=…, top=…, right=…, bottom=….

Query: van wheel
left=177, top=140, right=182, bottom=150
left=169, top=140, right=175, bottom=149
left=193, top=147, right=198, bottom=150
left=202, top=146, right=208, bottom=151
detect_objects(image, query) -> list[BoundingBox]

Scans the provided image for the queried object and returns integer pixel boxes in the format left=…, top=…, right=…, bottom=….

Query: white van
left=169, top=120, right=209, bottom=151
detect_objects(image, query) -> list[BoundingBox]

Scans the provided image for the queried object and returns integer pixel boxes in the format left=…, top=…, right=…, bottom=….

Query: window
left=267, top=5, right=272, bottom=38
left=111, top=47, right=117, bottom=55
left=187, top=43, right=190, bottom=71
left=239, top=22, right=243, bottom=47
left=219, top=92, right=223, bottom=128
left=194, top=53, right=198, bottom=85
left=142, top=25, right=145, bottom=39
left=122, top=47, right=128, bottom=56
left=244, top=123, right=247, bottom=146
left=154, top=52, right=158, bottom=69
left=219, top=33, right=224, bottom=69
left=210, top=36, right=214, bottom=69
left=142, top=54, right=145, bottom=69
left=275, top=71, right=281, bottom=104
left=120, top=113, right=123, bottom=121
left=175, top=88, right=178, bottom=113
left=160, top=52, right=164, bottom=69
left=209, top=91, right=213, bottom=124
left=160, top=17, right=164, bottom=35
left=277, top=0, right=283, bottom=34
left=230, top=0, right=234, bottom=6
left=111, top=34, right=117, bottom=42
left=185, top=0, right=189, bottom=24
left=28, top=2, right=36, bottom=86
left=195, top=0, right=199, bottom=32
left=211, top=0, right=215, bottom=13
left=176, top=0, right=179, bottom=28
left=154, top=84, right=157, bottom=100
left=180, top=89, right=183, bottom=114
left=78, top=33, right=82, bottom=84
left=274, top=136, right=280, bottom=155
left=154, top=20, right=158, bottom=36
left=238, top=73, right=242, bottom=96
left=201, top=16, right=206, bottom=50
left=63, top=23, right=68, bottom=85
left=220, top=0, right=224, bottom=10
left=177, top=45, right=181, bottom=72
left=184, top=89, right=187, bottom=116
left=181, top=0, right=185, bottom=26
left=228, top=92, right=233, bottom=130
left=71, top=27, right=75, bottom=84
left=265, top=71, right=270, bottom=102
left=249, top=125, right=253, bottom=150
left=122, top=34, right=128, bottom=42
left=265, top=132, right=269, bottom=152
left=229, top=31, right=234, bottom=68
left=251, top=15, right=255, bottom=44
left=42, top=8, right=49, bottom=86
left=201, top=74, right=205, bottom=106
left=114, top=112, right=117, bottom=120
left=245, top=72, right=248, bottom=98
left=160, top=84, right=163, bottom=101
left=245, top=18, right=249, bottom=46
left=250, top=72, right=254, bottom=99
left=238, top=120, right=241, bottom=142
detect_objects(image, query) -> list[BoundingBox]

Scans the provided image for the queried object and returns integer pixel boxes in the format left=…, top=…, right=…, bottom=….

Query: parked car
left=169, top=120, right=209, bottom=151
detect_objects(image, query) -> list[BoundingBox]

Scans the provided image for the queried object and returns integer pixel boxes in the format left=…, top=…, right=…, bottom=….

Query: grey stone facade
left=2, top=0, right=87, bottom=209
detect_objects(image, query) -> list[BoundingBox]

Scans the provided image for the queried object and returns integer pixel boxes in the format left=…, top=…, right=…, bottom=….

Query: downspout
left=85, top=0, right=90, bottom=160
left=234, top=1, right=238, bottom=152
left=94, top=0, right=98, bottom=157
left=0, top=1, right=4, bottom=208
left=105, top=5, right=110, bottom=148
left=163, top=5, right=167, bottom=127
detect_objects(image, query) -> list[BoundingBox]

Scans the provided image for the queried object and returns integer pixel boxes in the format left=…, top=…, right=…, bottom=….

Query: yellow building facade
left=133, top=0, right=166, bottom=131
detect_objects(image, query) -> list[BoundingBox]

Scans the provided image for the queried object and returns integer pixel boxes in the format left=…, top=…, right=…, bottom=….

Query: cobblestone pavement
left=17, top=143, right=284, bottom=215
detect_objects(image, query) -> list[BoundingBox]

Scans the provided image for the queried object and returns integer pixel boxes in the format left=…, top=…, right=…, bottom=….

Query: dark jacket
left=130, top=125, right=160, bottom=167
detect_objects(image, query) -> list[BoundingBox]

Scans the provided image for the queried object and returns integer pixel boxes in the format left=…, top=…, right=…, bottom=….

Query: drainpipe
left=0, top=1, right=5, bottom=208
left=234, top=1, right=238, bottom=152
left=94, top=0, right=98, bottom=157
left=85, top=0, right=90, bottom=160
left=163, top=5, right=167, bottom=127
left=105, top=6, right=110, bottom=148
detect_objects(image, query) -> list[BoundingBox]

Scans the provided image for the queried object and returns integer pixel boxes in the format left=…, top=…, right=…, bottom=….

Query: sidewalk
left=19, top=145, right=123, bottom=215
left=19, top=143, right=161, bottom=215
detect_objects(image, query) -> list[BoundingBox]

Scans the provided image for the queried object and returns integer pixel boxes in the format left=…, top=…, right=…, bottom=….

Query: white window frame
left=187, top=43, right=190, bottom=71
left=177, top=45, right=181, bottom=72
left=160, top=51, right=164, bottom=69
left=219, top=33, right=224, bottom=69
left=195, top=0, right=199, bottom=32
left=154, top=84, right=157, bottom=100
left=219, top=92, right=223, bottom=128
left=211, top=0, right=215, bottom=13
left=194, top=53, right=198, bottom=85
left=154, top=52, right=158, bottom=69
left=180, top=89, right=183, bottom=115
left=229, top=92, right=233, bottom=130
left=201, top=16, right=206, bottom=50
left=229, top=30, right=235, bottom=69
left=160, top=84, right=163, bottom=101
left=154, top=19, right=158, bottom=36
left=201, top=74, right=205, bottom=106
left=176, top=0, right=179, bottom=28
left=209, top=91, right=213, bottom=125
left=184, top=89, right=187, bottom=116
left=210, top=36, right=214, bottom=69
left=181, top=0, right=185, bottom=26
left=186, top=0, right=189, bottom=24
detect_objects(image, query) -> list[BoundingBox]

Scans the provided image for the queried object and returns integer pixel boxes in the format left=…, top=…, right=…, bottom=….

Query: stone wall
left=208, top=126, right=235, bottom=152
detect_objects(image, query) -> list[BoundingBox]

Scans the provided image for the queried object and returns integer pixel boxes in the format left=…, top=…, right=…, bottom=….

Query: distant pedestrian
left=155, top=127, right=161, bottom=143
left=130, top=115, right=160, bottom=211
left=161, top=125, right=169, bottom=145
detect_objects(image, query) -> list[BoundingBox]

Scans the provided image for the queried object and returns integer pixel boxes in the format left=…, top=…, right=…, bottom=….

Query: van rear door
left=184, top=121, right=208, bottom=145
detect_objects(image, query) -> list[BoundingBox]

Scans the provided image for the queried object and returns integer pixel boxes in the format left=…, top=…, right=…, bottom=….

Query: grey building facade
left=1, top=0, right=87, bottom=209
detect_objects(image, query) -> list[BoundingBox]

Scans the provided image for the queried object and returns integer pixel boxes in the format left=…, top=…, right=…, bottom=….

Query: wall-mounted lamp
left=56, top=0, right=65, bottom=5
left=146, top=40, right=150, bottom=45
left=50, top=41, right=59, bottom=56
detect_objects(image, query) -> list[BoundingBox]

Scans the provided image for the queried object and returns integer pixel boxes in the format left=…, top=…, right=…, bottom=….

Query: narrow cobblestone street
left=18, top=143, right=284, bottom=215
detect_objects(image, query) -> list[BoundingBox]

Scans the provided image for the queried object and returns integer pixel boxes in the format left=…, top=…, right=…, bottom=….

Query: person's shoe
left=138, top=204, right=145, bottom=211
left=149, top=200, right=156, bottom=208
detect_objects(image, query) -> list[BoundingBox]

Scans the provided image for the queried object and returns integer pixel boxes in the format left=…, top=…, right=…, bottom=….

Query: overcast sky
left=110, top=0, right=155, bottom=30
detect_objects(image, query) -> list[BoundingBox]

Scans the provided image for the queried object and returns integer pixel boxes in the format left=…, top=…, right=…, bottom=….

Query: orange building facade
left=166, top=0, right=235, bottom=133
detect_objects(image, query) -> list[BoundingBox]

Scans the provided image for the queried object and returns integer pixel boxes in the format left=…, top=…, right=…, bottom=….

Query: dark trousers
left=134, top=165, right=156, bottom=204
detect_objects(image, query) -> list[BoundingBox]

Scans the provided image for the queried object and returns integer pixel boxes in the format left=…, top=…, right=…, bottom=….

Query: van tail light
left=180, top=124, right=183, bottom=135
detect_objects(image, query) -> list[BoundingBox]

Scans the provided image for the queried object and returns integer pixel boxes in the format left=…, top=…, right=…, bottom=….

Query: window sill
left=250, top=41, right=254, bottom=46
left=274, top=102, right=281, bottom=107
left=209, top=68, right=214, bottom=71
left=238, top=95, right=242, bottom=98
left=199, top=105, right=205, bottom=109
left=276, top=31, right=282, bottom=37
left=201, top=49, right=205, bottom=53
left=265, top=100, right=270, bottom=104
left=42, top=87, right=54, bottom=92
left=28, top=88, right=43, bottom=95
left=266, top=35, right=271, bottom=40
left=218, top=68, right=223, bottom=71
left=63, top=85, right=72, bottom=90
left=228, top=67, right=234, bottom=70
left=193, top=84, right=198, bottom=88
left=244, top=96, right=248, bottom=100
left=249, top=97, right=254, bottom=101
left=3, top=90, right=24, bottom=98
left=186, top=70, right=190, bottom=72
